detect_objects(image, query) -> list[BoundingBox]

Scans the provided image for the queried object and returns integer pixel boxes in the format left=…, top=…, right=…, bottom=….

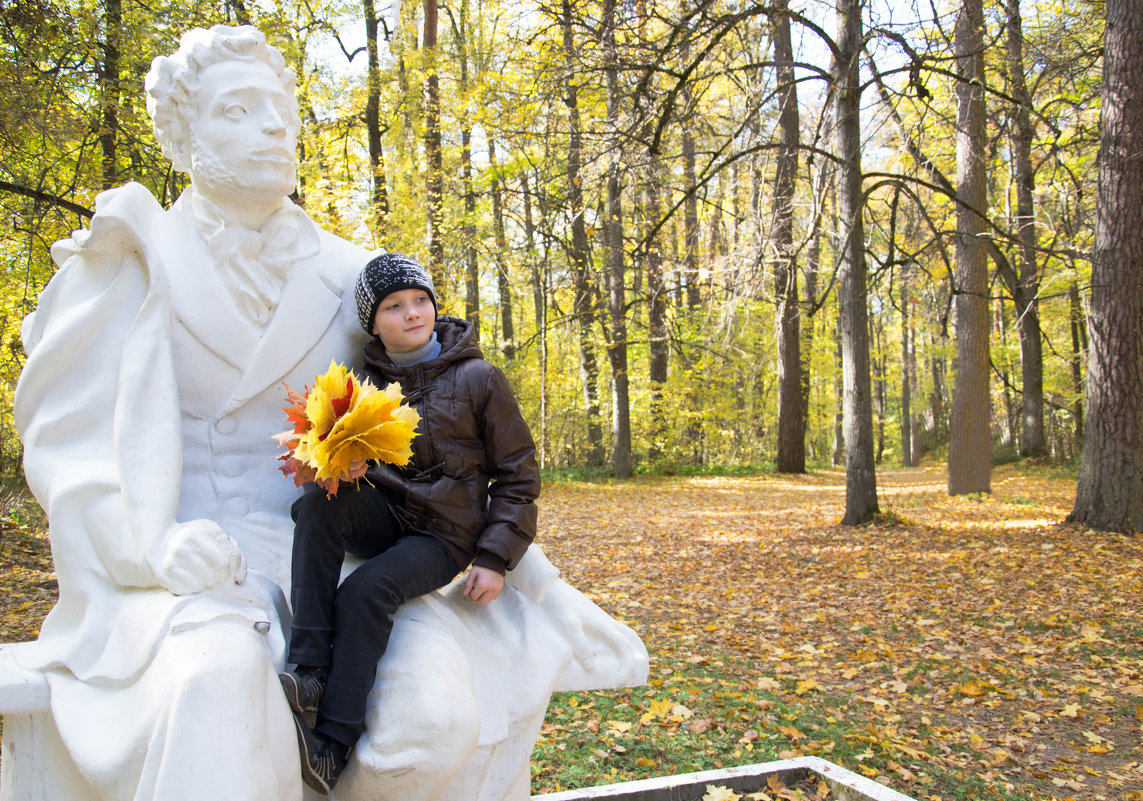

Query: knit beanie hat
left=355, top=252, right=437, bottom=333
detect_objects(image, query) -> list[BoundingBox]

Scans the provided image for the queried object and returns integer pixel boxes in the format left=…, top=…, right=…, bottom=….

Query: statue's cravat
left=190, top=193, right=320, bottom=326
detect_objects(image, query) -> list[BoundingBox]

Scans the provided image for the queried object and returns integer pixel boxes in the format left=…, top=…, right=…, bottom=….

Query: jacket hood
left=362, top=316, right=483, bottom=380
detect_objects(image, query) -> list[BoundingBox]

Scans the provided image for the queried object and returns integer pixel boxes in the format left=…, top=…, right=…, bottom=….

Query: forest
left=1, top=0, right=1140, bottom=531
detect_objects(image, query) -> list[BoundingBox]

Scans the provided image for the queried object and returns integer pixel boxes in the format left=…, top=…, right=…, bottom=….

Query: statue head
left=145, top=26, right=302, bottom=188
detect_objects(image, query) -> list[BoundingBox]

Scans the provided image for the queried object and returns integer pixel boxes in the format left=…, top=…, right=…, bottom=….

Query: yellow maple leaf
left=276, top=361, right=420, bottom=495
left=702, top=786, right=740, bottom=801
left=640, top=698, right=674, bottom=724
left=955, top=681, right=987, bottom=697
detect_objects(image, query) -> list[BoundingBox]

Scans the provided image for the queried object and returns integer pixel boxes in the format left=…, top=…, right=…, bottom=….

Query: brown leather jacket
left=362, top=317, right=539, bottom=573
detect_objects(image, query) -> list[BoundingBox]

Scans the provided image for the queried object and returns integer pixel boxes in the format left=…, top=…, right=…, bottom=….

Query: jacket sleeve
left=471, top=365, right=540, bottom=573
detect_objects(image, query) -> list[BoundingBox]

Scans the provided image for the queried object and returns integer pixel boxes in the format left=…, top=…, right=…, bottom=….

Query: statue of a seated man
left=10, top=24, right=646, bottom=801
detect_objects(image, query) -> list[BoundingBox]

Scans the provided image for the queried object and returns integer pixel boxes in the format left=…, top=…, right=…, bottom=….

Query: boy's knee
left=336, top=566, right=403, bottom=614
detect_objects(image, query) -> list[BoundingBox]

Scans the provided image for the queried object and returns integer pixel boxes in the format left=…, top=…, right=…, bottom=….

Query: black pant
left=287, top=484, right=459, bottom=750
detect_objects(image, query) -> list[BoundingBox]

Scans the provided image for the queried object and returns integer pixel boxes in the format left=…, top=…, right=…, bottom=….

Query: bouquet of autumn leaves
left=273, top=361, right=420, bottom=496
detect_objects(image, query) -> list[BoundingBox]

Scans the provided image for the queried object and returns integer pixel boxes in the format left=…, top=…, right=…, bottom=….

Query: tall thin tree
left=364, top=0, right=390, bottom=236
left=948, top=0, right=992, bottom=495
left=99, top=0, right=122, bottom=190
left=423, top=0, right=445, bottom=285
left=1005, top=0, right=1046, bottom=458
left=772, top=0, right=804, bottom=473
left=835, top=0, right=879, bottom=523
left=489, top=138, right=516, bottom=357
left=560, top=0, right=604, bottom=465
left=453, top=3, right=480, bottom=338
left=602, top=0, right=631, bottom=477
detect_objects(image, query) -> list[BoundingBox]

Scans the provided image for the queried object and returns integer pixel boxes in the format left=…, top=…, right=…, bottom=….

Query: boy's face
left=372, top=288, right=436, bottom=353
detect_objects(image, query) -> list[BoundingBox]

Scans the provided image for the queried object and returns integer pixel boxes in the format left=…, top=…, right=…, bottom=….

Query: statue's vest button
left=223, top=496, right=250, bottom=518
left=215, top=416, right=238, bottom=435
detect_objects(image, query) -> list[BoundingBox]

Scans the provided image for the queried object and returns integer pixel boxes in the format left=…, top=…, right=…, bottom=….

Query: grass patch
left=532, top=649, right=1041, bottom=799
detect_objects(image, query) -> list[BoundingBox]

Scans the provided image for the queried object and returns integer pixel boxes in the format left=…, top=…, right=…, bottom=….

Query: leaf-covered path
left=532, top=465, right=1143, bottom=800
left=1, top=465, right=1140, bottom=799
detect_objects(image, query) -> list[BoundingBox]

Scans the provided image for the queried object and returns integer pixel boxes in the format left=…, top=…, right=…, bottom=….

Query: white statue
left=8, top=25, right=646, bottom=801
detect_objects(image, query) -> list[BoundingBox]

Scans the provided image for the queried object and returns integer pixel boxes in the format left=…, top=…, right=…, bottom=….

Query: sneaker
left=290, top=710, right=345, bottom=795
left=279, top=668, right=326, bottom=714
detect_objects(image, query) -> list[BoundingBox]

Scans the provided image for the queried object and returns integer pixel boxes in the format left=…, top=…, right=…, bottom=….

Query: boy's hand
left=464, top=566, right=504, bottom=605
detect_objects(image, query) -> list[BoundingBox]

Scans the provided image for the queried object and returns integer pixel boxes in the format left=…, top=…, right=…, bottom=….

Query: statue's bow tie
left=204, top=204, right=320, bottom=325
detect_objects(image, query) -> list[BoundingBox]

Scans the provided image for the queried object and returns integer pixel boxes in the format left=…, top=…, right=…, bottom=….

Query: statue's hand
left=153, top=520, right=248, bottom=595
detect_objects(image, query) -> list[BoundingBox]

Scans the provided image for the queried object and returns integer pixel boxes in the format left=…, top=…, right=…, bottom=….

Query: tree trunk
left=645, top=156, right=668, bottom=461
left=1069, top=0, right=1143, bottom=532
left=679, top=36, right=701, bottom=310
left=561, top=0, right=604, bottom=466
left=996, top=298, right=1017, bottom=447
left=1006, top=0, right=1046, bottom=458
left=456, top=27, right=480, bottom=339
left=462, top=123, right=479, bottom=339
left=930, top=327, right=949, bottom=439
left=872, top=318, right=885, bottom=464
left=804, top=108, right=834, bottom=464
left=772, top=0, right=805, bottom=474
left=423, top=0, right=445, bottom=286
left=901, top=258, right=914, bottom=466
left=602, top=0, right=631, bottom=478
left=948, top=0, right=992, bottom=495
left=364, top=0, right=390, bottom=236
left=835, top=0, right=879, bottom=524
left=523, top=172, right=549, bottom=468
left=99, top=0, right=122, bottom=190
left=803, top=223, right=820, bottom=464
left=1068, top=281, right=1085, bottom=447
left=832, top=328, right=844, bottom=467
left=488, top=138, right=515, bottom=358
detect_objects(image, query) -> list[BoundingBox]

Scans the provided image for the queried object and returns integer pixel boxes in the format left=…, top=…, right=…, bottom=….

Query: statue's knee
left=167, top=624, right=272, bottom=702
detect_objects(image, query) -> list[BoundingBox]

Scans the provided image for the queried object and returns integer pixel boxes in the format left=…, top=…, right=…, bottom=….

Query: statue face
left=188, top=58, right=298, bottom=204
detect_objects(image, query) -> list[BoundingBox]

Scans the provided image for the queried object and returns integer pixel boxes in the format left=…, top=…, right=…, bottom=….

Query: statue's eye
left=224, top=103, right=247, bottom=121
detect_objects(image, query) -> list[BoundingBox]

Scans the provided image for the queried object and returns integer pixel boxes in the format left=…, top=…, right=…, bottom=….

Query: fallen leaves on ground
left=0, top=495, right=53, bottom=643
left=1, top=464, right=1140, bottom=800
left=532, top=463, right=1143, bottom=801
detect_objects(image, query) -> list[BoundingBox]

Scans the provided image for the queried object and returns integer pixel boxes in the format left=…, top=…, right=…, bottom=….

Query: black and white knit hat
left=355, top=252, right=437, bottom=333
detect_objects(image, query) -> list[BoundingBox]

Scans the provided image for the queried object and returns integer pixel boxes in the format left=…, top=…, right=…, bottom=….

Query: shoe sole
left=291, top=710, right=332, bottom=795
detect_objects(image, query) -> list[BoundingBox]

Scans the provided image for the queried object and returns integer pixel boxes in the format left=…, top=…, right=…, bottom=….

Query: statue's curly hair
left=145, top=26, right=301, bottom=173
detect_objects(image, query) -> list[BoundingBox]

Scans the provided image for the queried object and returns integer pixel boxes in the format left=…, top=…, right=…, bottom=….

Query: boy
left=280, top=252, right=540, bottom=794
